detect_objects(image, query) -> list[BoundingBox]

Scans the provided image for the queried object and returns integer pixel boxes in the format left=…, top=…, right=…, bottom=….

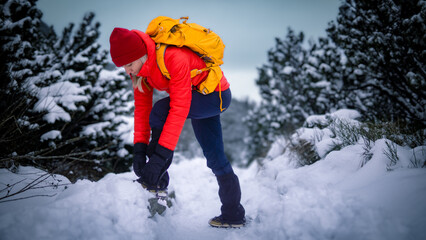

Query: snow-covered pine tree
left=1, top=1, right=133, bottom=181
left=244, top=100, right=272, bottom=164
left=46, top=12, right=133, bottom=181
left=303, top=37, right=347, bottom=120
left=245, top=28, right=309, bottom=161
left=264, top=28, right=308, bottom=134
left=0, top=0, right=58, bottom=158
left=247, top=28, right=307, bottom=157
left=245, top=28, right=346, bottom=161
left=327, top=0, right=425, bottom=127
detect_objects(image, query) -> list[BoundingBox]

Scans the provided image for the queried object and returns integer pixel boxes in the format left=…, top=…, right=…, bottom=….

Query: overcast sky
left=37, top=0, right=341, bottom=101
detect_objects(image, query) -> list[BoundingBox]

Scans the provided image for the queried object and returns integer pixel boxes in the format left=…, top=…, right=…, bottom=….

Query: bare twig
left=0, top=173, right=51, bottom=201
left=1, top=155, right=110, bottom=163
left=0, top=193, right=57, bottom=203
left=39, top=136, right=87, bottom=156
left=30, top=183, right=70, bottom=190
left=0, top=115, right=15, bottom=131
left=0, top=141, right=114, bottom=163
left=0, top=139, right=115, bottom=203
left=0, top=178, right=26, bottom=199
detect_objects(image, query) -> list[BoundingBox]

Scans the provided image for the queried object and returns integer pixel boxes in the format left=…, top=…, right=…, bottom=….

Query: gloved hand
left=141, top=144, right=173, bottom=187
left=133, top=143, right=147, bottom=177
left=158, top=171, right=169, bottom=190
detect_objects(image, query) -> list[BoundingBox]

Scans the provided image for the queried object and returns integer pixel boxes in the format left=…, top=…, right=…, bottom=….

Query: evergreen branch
left=0, top=136, right=86, bottom=161
left=0, top=115, right=15, bottom=132
left=38, top=136, right=87, bottom=156
left=345, top=79, right=424, bottom=121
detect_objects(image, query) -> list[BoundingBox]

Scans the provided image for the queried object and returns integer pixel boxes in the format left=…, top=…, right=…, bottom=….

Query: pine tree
left=304, top=37, right=347, bottom=117
left=0, top=0, right=54, bottom=157
left=245, top=100, right=273, bottom=163
left=265, top=28, right=308, bottom=134
left=245, top=28, right=347, bottom=161
left=0, top=1, right=133, bottom=181
left=42, top=12, right=133, bottom=181
left=245, top=28, right=308, bottom=161
left=327, top=0, right=425, bottom=127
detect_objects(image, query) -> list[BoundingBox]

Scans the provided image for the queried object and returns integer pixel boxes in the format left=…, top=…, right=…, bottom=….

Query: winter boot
left=209, top=172, right=246, bottom=228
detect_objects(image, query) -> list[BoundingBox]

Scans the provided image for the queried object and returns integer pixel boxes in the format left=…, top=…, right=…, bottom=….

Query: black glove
left=133, top=143, right=147, bottom=177
left=141, top=144, right=173, bottom=187
left=158, top=171, right=169, bottom=190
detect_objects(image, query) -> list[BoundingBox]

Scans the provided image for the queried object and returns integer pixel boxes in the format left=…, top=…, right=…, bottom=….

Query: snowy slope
left=1, top=143, right=425, bottom=240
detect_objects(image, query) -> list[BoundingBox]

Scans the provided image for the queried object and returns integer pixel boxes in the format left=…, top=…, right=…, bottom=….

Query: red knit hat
left=109, top=27, right=147, bottom=67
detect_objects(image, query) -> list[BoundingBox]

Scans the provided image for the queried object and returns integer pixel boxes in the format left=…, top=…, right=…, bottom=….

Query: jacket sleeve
left=133, top=79, right=153, bottom=145
left=158, top=48, right=192, bottom=151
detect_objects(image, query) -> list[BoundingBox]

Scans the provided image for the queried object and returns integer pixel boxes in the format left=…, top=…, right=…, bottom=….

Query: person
left=109, top=27, right=245, bottom=227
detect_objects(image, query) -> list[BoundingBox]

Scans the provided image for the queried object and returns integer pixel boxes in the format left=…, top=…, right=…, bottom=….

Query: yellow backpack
left=146, top=16, right=225, bottom=96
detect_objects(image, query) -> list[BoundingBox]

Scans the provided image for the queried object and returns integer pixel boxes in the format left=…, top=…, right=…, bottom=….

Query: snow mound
left=305, top=109, right=361, bottom=127
left=1, top=143, right=426, bottom=240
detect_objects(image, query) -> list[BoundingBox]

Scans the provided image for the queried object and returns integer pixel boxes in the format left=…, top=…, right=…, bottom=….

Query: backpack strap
left=155, top=43, right=225, bottom=112
left=156, top=43, right=210, bottom=80
left=156, top=43, right=171, bottom=79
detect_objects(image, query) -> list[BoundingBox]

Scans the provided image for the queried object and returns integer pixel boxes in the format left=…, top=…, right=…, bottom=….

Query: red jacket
left=132, top=30, right=230, bottom=151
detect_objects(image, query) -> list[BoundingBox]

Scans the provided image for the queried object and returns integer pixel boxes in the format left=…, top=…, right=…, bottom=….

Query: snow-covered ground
left=1, top=140, right=425, bottom=240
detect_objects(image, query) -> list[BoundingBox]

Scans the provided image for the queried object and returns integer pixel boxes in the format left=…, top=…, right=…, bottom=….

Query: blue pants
left=149, top=89, right=233, bottom=176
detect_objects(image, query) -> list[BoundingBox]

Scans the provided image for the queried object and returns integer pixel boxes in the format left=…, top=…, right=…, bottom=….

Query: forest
left=1, top=0, right=423, bottom=182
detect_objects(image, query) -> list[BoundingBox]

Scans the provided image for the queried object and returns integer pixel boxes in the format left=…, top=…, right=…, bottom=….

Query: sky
left=37, top=0, right=341, bottom=102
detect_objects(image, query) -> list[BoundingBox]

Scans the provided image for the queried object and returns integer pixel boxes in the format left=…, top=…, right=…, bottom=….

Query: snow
left=330, top=109, right=361, bottom=120
left=315, top=134, right=335, bottom=158
left=1, top=16, right=32, bottom=30
left=1, top=137, right=425, bottom=240
left=282, top=66, right=295, bottom=75
left=33, top=81, right=89, bottom=123
left=35, top=95, right=72, bottom=123
left=354, top=69, right=364, bottom=75
left=73, top=52, right=89, bottom=63
left=99, top=68, right=125, bottom=81
left=266, top=136, right=287, bottom=159
left=312, top=80, right=330, bottom=88
left=305, top=109, right=361, bottom=127
left=81, top=122, right=110, bottom=136
left=319, top=63, right=331, bottom=72
left=2, top=2, right=422, bottom=237
left=115, top=115, right=134, bottom=145
left=40, top=130, right=61, bottom=141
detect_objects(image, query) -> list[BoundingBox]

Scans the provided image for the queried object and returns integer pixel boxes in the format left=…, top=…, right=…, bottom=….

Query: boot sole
left=209, top=223, right=245, bottom=228
left=208, top=219, right=246, bottom=228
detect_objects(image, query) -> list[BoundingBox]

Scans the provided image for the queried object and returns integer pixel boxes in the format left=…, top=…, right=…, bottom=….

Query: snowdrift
left=1, top=110, right=425, bottom=240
